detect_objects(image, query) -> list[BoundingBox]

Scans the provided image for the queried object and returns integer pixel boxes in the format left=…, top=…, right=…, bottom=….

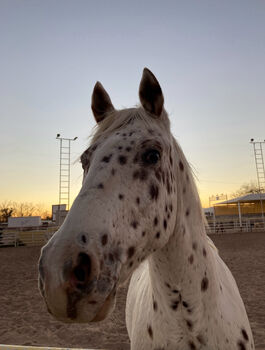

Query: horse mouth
left=91, top=287, right=116, bottom=322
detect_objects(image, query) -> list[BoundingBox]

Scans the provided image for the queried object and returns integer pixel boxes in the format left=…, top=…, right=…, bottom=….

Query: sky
left=0, top=0, right=265, bottom=210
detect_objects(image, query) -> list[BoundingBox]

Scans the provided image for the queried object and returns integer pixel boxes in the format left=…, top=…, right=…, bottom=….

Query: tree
left=12, top=202, right=36, bottom=217
left=0, top=207, right=13, bottom=222
left=231, top=181, right=260, bottom=198
left=0, top=201, right=51, bottom=220
left=0, top=201, right=13, bottom=222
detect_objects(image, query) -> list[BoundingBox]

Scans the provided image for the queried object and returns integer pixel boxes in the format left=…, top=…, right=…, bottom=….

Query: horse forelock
left=90, top=106, right=170, bottom=145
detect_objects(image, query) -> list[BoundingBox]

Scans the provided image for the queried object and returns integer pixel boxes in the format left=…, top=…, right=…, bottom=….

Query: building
left=212, top=193, right=265, bottom=230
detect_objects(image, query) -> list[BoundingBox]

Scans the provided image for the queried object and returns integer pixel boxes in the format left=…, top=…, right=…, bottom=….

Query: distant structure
left=8, top=216, right=41, bottom=228
left=205, top=193, right=265, bottom=233
left=250, top=139, right=265, bottom=225
left=250, top=139, right=265, bottom=192
left=52, top=204, right=67, bottom=222
left=56, top=134, right=77, bottom=210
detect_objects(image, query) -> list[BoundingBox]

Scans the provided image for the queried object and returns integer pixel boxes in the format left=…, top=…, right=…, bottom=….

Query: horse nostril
left=74, top=266, right=86, bottom=282
left=72, top=253, right=92, bottom=287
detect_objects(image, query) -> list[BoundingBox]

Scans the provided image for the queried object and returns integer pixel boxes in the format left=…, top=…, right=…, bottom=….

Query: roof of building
left=217, top=193, right=265, bottom=205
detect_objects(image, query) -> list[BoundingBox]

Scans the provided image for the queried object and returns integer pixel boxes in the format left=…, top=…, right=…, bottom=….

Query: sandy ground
left=0, top=232, right=264, bottom=350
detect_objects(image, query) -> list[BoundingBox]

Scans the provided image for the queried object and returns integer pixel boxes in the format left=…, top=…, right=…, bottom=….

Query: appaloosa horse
left=39, top=68, right=254, bottom=350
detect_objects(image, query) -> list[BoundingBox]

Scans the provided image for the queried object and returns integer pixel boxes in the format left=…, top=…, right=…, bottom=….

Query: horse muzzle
left=38, top=243, right=119, bottom=323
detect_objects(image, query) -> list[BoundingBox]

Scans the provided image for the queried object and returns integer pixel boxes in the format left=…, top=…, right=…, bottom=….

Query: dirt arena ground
left=0, top=232, right=264, bottom=350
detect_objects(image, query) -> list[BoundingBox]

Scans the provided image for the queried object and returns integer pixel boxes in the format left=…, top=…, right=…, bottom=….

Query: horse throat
left=148, top=176, right=218, bottom=341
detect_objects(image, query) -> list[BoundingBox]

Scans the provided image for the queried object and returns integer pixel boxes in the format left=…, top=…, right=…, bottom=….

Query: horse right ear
left=139, top=68, right=164, bottom=118
left=91, top=82, right=115, bottom=123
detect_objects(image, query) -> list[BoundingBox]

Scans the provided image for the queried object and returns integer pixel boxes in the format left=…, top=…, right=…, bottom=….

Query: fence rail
left=0, top=229, right=56, bottom=248
left=206, top=220, right=265, bottom=234
left=0, top=223, right=264, bottom=248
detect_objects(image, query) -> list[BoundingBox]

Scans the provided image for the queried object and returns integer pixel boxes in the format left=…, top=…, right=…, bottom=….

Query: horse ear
left=91, top=82, right=115, bottom=123
left=139, top=68, right=164, bottom=117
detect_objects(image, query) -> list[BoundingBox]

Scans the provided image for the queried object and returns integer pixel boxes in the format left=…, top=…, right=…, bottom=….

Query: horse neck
left=148, top=152, right=218, bottom=322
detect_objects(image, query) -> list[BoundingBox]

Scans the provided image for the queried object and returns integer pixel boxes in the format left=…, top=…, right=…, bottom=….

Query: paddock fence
left=206, top=219, right=265, bottom=234
left=0, top=346, right=104, bottom=350
left=1, top=219, right=265, bottom=248
left=0, top=227, right=57, bottom=248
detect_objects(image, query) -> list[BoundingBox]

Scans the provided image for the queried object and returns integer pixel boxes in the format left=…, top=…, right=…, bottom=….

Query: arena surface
left=0, top=232, right=264, bottom=350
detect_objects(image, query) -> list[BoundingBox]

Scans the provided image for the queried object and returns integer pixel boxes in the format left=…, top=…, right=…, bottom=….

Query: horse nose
left=66, top=252, right=97, bottom=291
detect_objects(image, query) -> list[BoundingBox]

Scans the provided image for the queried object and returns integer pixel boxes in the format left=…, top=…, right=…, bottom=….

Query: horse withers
left=38, top=68, right=254, bottom=350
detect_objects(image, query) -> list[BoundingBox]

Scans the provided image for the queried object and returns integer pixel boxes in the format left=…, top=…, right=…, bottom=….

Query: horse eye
left=142, top=149, right=161, bottom=165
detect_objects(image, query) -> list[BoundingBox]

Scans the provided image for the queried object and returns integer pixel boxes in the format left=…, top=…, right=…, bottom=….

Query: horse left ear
left=91, top=82, right=115, bottom=123
left=139, top=68, right=164, bottom=117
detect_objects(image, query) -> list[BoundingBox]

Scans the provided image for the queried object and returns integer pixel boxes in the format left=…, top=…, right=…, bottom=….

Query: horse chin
left=91, top=288, right=116, bottom=322
left=46, top=291, right=116, bottom=324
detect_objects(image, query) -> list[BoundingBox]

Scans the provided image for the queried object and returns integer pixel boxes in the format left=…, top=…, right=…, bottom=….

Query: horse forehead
left=100, top=124, right=169, bottom=153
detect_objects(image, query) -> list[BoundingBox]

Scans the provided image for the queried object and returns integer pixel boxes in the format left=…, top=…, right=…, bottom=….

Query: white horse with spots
left=39, top=68, right=254, bottom=350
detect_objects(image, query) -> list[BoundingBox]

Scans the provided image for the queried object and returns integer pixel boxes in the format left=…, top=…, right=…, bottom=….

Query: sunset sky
left=1, top=0, right=265, bottom=210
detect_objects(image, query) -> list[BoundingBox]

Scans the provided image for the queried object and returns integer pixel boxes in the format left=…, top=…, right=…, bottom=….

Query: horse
left=38, top=68, right=255, bottom=350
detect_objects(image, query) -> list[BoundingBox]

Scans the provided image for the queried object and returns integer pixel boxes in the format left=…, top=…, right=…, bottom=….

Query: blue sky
left=1, top=0, right=265, bottom=209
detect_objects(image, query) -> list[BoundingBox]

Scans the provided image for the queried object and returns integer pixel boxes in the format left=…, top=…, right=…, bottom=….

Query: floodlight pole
left=56, top=134, right=78, bottom=210
left=250, top=139, right=265, bottom=227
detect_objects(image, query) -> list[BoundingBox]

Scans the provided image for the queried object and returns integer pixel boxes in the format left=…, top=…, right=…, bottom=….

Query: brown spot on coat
left=139, top=168, right=148, bottom=180
left=197, top=335, right=206, bottom=345
left=201, top=277, right=209, bottom=291
left=101, top=234, right=108, bottom=246
left=188, top=341, right=196, bottom=349
left=118, top=155, right=127, bottom=165
left=186, top=320, right=193, bottom=330
left=188, top=255, right=194, bottom=264
left=133, top=170, right=139, bottom=179
left=131, top=221, right=139, bottom=229
left=179, top=161, right=184, bottom=171
left=147, top=325, right=153, bottom=339
left=127, top=246, right=135, bottom=259
left=108, top=253, right=114, bottom=263
left=241, top=329, right=249, bottom=341
left=237, top=341, right=246, bottom=350
left=133, top=168, right=148, bottom=181
left=101, top=154, right=112, bottom=163
left=171, top=300, right=179, bottom=310
left=150, top=183, right=159, bottom=200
